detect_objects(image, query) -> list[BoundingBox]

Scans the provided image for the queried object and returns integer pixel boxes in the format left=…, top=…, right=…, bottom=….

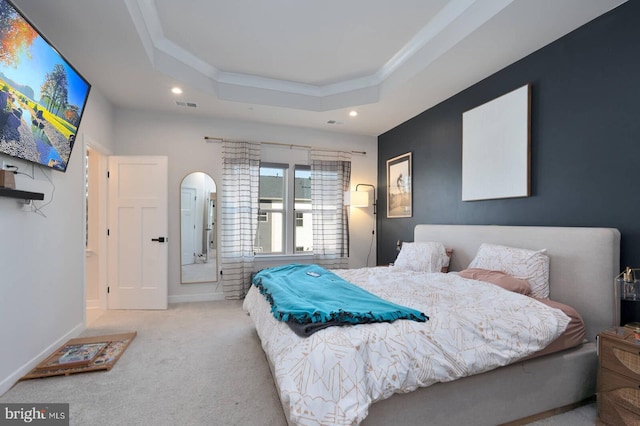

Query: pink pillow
left=458, top=268, right=531, bottom=295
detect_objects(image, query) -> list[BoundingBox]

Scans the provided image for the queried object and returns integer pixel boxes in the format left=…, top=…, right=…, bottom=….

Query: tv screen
left=0, top=0, right=90, bottom=172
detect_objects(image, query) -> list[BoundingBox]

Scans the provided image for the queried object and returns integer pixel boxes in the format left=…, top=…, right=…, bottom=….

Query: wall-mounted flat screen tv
left=0, top=0, right=91, bottom=172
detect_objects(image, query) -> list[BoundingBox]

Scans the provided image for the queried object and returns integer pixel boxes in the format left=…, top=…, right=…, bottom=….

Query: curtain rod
left=204, top=136, right=366, bottom=155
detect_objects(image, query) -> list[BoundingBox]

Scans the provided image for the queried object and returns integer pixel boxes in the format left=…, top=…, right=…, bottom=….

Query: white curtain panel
left=309, top=150, right=351, bottom=269
left=221, top=141, right=260, bottom=299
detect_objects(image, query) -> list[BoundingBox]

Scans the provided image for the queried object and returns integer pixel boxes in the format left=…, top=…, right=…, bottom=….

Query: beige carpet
left=0, top=301, right=596, bottom=425
left=1, top=301, right=284, bottom=426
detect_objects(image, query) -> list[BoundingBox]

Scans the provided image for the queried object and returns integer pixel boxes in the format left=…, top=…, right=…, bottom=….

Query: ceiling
left=12, top=0, right=626, bottom=137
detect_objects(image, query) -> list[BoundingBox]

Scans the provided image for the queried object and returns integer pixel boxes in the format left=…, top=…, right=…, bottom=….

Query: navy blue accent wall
left=377, top=1, right=640, bottom=268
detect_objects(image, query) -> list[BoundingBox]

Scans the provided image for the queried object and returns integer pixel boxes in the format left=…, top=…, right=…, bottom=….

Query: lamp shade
left=350, top=191, right=369, bottom=207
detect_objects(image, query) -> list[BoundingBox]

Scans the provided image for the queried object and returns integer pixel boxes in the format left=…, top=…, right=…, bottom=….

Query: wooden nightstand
left=597, top=327, right=640, bottom=425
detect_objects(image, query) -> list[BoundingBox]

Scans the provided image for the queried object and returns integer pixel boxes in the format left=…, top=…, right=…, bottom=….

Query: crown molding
left=124, top=0, right=514, bottom=111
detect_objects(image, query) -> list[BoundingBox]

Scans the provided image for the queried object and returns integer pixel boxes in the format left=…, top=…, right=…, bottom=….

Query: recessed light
left=171, top=87, right=183, bottom=95
left=349, top=110, right=358, bottom=117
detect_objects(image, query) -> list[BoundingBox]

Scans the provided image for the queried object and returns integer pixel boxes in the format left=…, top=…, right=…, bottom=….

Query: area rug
left=21, top=332, right=137, bottom=380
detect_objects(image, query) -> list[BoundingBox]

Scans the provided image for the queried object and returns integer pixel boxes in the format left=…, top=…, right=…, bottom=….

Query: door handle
left=151, top=237, right=167, bottom=243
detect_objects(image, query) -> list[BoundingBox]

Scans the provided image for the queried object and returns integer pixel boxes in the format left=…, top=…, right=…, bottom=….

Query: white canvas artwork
left=462, top=84, right=530, bottom=201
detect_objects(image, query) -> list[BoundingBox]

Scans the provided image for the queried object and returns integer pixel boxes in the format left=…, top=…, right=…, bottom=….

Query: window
left=294, top=166, right=312, bottom=253
left=255, top=163, right=312, bottom=255
left=255, top=164, right=285, bottom=254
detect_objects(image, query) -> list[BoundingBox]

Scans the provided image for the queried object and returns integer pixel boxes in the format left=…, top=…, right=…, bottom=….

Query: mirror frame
left=180, top=171, right=218, bottom=284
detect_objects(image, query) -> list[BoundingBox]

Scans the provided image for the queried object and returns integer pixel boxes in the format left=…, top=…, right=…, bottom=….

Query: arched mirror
left=180, top=172, right=217, bottom=284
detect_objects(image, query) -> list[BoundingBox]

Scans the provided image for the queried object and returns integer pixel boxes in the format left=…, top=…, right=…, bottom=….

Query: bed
left=243, top=225, right=620, bottom=425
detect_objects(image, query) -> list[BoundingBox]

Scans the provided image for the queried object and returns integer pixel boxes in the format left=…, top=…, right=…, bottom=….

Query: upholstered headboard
left=414, top=225, right=620, bottom=342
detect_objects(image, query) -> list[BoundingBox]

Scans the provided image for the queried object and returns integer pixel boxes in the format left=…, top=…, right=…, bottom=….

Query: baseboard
left=0, top=322, right=85, bottom=396
left=168, top=292, right=225, bottom=304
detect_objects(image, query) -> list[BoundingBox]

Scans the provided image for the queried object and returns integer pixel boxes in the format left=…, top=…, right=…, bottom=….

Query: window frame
left=256, top=162, right=288, bottom=255
left=293, top=165, right=312, bottom=254
left=256, top=162, right=312, bottom=257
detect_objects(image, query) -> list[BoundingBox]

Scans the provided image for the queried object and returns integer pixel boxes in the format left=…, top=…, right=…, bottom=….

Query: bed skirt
left=363, top=342, right=597, bottom=426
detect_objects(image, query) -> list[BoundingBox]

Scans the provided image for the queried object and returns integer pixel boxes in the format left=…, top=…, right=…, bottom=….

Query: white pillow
left=468, top=243, right=550, bottom=298
left=394, top=242, right=449, bottom=273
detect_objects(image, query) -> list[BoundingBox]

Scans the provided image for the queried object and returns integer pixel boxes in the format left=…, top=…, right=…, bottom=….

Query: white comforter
left=243, top=267, right=570, bottom=426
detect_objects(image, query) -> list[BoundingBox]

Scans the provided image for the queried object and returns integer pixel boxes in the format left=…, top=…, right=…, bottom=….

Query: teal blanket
left=252, top=264, right=427, bottom=334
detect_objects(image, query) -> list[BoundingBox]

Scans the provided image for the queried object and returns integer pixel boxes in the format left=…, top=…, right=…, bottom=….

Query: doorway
left=85, top=144, right=109, bottom=324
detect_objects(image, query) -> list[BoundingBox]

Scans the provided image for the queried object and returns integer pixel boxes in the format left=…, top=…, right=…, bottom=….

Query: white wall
left=0, top=88, right=114, bottom=394
left=113, top=108, right=378, bottom=301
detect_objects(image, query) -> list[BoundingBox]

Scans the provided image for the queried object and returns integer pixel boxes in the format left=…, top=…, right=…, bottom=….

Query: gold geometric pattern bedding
left=243, top=267, right=570, bottom=425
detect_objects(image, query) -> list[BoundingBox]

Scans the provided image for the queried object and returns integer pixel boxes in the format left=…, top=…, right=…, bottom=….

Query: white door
left=181, top=186, right=196, bottom=266
left=108, top=156, right=168, bottom=309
